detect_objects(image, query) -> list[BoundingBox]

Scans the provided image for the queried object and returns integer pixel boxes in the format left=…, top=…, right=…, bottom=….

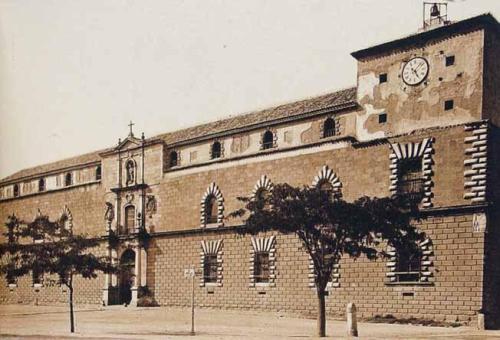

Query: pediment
left=115, top=136, right=142, bottom=151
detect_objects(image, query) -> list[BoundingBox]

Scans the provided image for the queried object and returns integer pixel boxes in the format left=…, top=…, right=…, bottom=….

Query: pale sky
left=1, top=0, right=499, bottom=179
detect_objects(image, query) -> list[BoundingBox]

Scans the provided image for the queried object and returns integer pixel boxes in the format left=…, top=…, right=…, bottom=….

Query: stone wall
left=158, top=125, right=470, bottom=232
left=0, top=243, right=106, bottom=306
left=355, top=28, right=485, bottom=141
left=144, top=210, right=484, bottom=324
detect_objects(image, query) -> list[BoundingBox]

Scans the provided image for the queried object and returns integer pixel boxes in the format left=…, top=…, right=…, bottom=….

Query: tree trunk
left=317, top=288, right=326, bottom=337
left=68, top=275, right=75, bottom=333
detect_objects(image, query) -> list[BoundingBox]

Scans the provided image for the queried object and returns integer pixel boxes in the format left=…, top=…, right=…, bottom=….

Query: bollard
left=477, top=312, right=485, bottom=330
left=346, top=302, right=358, bottom=337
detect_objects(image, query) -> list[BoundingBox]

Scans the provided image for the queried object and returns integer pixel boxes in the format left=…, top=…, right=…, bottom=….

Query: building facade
left=1, top=13, right=499, bottom=327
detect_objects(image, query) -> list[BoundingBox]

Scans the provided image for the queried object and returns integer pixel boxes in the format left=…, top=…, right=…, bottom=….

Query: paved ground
left=1, top=304, right=500, bottom=339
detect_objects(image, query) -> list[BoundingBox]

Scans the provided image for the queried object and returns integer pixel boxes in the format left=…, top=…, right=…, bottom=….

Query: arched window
left=65, top=173, right=73, bottom=187
left=211, top=142, right=221, bottom=159
left=169, top=151, right=178, bottom=167
left=262, top=130, right=274, bottom=150
left=95, top=166, right=102, bottom=181
left=255, top=188, right=271, bottom=210
left=13, top=184, right=19, bottom=197
left=318, top=179, right=334, bottom=194
left=205, top=196, right=218, bottom=224
left=38, top=178, right=46, bottom=192
left=124, top=205, right=136, bottom=234
left=323, top=118, right=336, bottom=138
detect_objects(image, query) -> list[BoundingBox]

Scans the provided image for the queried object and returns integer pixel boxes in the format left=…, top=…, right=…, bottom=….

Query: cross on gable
left=128, top=121, right=135, bottom=137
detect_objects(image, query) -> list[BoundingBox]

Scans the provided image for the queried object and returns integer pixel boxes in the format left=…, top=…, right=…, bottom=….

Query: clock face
left=402, top=57, right=429, bottom=86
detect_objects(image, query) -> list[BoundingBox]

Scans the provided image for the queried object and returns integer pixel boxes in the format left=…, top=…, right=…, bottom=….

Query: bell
left=430, top=3, right=440, bottom=17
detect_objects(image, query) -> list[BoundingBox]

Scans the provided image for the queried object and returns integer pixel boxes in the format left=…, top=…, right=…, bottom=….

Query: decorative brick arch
left=311, top=165, right=342, bottom=197
left=252, top=175, right=273, bottom=200
left=199, top=239, right=223, bottom=287
left=59, top=205, right=73, bottom=231
left=389, top=137, right=434, bottom=208
left=200, top=183, right=224, bottom=227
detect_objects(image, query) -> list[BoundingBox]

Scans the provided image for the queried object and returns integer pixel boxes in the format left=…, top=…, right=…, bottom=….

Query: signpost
left=184, top=266, right=198, bottom=335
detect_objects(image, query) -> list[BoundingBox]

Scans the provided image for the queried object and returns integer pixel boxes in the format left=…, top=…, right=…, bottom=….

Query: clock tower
left=351, top=12, right=499, bottom=142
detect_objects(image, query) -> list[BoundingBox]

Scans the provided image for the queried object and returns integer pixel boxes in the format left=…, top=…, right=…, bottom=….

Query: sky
left=0, top=0, right=499, bottom=179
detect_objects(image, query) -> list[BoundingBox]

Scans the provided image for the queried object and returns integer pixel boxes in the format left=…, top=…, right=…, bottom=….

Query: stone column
left=102, top=247, right=111, bottom=306
left=130, top=244, right=141, bottom=307
left=140, top=248, right=147, bottom=287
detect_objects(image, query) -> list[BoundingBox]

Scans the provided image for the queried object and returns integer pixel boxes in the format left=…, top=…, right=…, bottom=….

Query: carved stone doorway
left=119, top=249, right=135, bottom=305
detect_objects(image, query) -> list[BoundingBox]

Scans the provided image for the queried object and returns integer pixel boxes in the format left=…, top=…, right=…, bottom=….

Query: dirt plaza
left=0, top=304, right=500, bottom=339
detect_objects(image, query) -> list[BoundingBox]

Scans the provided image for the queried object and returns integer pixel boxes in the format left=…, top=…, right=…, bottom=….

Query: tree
left=0, top=213, right=117, bottom=333
left=231, top=183, right=425, bottom=337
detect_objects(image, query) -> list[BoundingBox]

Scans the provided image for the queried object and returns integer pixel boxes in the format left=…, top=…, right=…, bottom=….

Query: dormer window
left=95, top=166, right=102, bottom=181
left=13, top=184, right=19, bottom=197
left=169, top=151, right=178, bottom=167
left=38, top=178, right=46, bottom=192
left=323, top=118, right=336, bottom=138
left=262, top=130, right=274, bottom=150
left=65, top=173, right=73, bottom=187
left=211, top=142, right=221, bottom=159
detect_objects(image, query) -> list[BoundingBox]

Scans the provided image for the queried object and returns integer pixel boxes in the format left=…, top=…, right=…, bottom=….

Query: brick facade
left=0, top=13, right=499, bottom=328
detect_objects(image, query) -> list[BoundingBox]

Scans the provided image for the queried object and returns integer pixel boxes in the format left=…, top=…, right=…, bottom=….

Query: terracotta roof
left=351, top=13, right=499, bottom=60
left=156, top=87, right=357, bottom=145
left=0, top=150, right=105, bottom=185
left=0, top=87, right=357, bottom=185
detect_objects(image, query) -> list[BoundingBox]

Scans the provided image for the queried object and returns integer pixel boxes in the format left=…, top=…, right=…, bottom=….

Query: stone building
left=0, top=12, right=499, bottom=327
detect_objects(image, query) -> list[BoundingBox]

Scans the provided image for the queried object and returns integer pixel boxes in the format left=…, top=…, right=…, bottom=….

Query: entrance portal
left=119, top=249, right=135, bottom=305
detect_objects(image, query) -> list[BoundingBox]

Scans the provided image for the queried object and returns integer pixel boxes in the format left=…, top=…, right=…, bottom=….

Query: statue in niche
left=146, top=195, right=157, bottom=217
left=126, top=160, right=135, bottom=185
left=104, top=202, right=114, bottom=230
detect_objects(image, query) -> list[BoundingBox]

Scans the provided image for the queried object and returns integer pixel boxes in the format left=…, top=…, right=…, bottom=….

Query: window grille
left=203, top=254, right=218, bottom=283
left=254, top=252, right=270, bottom=283
left=211, top=142, right=221, bottom=159
left=394, top=249, right=422, bottom=282
left=262, top=131, right=274, bottom=150
left=397, top=158, right=424, bottom=203
left=323, top=118, right=336, bottom=138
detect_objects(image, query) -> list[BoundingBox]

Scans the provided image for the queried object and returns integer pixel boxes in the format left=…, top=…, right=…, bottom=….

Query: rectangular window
left=395, top=249, right=422, bottom=283
left=445, top=55, right=455, bottom=66
left=203, top=254, right=218, bottom=283
left=254, top=252, right=270, bottom=283
left=397, top=158, right=424, bottom=203
left=444, top=99, right=454, bottom=111
left=378, top=113, right=387, bottom=124
left=124, top=206, right=135, bottom=234
left=379, top=73, right=388, bottom=83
